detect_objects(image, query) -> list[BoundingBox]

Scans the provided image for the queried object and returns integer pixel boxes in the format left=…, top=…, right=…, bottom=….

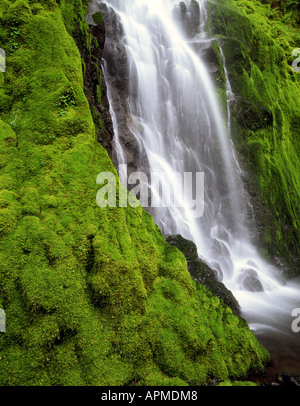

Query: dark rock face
left=96, top=4, right=150, bottom=177
left=76, top=13, right=115, bottom=158
left=78, top=4, right=146, bottom=174
left=173, top=0, right=201, bottom=39
left=166, top=234, right=241, bottom=316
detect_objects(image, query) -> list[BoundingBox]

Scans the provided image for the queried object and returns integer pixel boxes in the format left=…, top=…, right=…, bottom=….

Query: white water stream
left=94, top=0, right=300, bottom=371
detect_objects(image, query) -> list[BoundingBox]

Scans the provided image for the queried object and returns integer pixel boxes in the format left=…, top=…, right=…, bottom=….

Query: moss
left=218, top=380, right=258, bottom=386
left=92, top=12, right=103, bottom=26
left=0, top=0, right=270, bottom=386
left=142, top=279, right=269, bottom=384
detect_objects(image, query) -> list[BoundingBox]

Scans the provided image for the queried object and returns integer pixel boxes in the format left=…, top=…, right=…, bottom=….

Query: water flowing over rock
left=97, top=0, right=300, bottom=371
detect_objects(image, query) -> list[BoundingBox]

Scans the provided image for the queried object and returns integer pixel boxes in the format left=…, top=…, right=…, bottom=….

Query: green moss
left=92, top=12, right=103, bottom=26
left=218, top=380, right=258, bottom=386
left=0, top=0, right=270, bottom=386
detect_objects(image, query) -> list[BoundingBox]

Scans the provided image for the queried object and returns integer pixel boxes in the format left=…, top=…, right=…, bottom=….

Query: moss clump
left=92, top=12, right=103, bottom=26
left=207, top=0, right=300, bottom=272
left=0, top=0, right=270, bottom=386
left=217, top=380, right=258, bottom=386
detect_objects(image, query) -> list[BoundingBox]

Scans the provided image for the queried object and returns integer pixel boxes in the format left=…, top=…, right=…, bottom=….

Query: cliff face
left=0, top=0, right=272, bottom=386
left=207, top=0, right=300, bottom=273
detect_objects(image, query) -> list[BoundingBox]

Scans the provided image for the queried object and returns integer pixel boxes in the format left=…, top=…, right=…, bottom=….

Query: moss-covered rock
left=0, top=0, right=270, bottom=386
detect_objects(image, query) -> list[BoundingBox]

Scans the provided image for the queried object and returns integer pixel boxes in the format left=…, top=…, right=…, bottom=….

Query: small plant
left=57, top=88, right=76, bottom=118
left=8, top=13, right=26, bottom=55
left=57, top=109, right=67, bottom=118
left=59, top=88, right=76, bottom=109
left=216, top=75, right=223, bottom=87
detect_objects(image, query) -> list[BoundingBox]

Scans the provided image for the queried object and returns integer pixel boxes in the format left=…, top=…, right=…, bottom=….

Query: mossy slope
left=0, top=0, right=269, bottom=386
left=207, top=0, right=300, bottom=271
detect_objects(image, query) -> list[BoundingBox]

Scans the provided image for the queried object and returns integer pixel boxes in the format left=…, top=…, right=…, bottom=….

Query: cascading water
left=93, top=0, right=300, bottom=372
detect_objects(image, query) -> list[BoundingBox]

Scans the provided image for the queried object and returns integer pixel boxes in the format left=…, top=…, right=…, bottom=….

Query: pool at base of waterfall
left=255, top=330, right=300, bottom=379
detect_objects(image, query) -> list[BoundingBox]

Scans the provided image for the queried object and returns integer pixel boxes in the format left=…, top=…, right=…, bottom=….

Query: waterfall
left=95, top=0, right=300, bottom=372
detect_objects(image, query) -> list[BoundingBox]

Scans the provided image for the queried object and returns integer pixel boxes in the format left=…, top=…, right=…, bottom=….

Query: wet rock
left=95, top=4, right=150, bottom=176
left=179, top=1, right=187, bottom=16
left=209, top=239, right=234, bottom=279
left=166, top=234, right=241, bottom=316
left=203, top=46, right=221, bottom=73
left=237, top=268, right=264, bottom=292
left=278, top=373, right=300, bottom=386
left=80, top=5, right=114, bottom=157
left=102, top=39, right=129, bottom=92
left=173, top=0, right=201, bottom=39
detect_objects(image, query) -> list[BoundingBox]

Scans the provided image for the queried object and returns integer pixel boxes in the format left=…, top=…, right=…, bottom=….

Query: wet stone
left=238, top=268, right=264, bottom=292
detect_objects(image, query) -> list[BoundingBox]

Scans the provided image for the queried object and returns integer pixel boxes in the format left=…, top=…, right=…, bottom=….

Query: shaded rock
left=95, top=3, right=150, bottom=176
left=80, top=5, right=114, bottom=157
left=83, top=3, right=147, bottom=175
left=166, top=234, right=241, bottom=316
left=174, top=0, right=201, bottom=39
left=237, top=268, right=264, bottom=292
left=278, top=373, right=300, bottom=387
